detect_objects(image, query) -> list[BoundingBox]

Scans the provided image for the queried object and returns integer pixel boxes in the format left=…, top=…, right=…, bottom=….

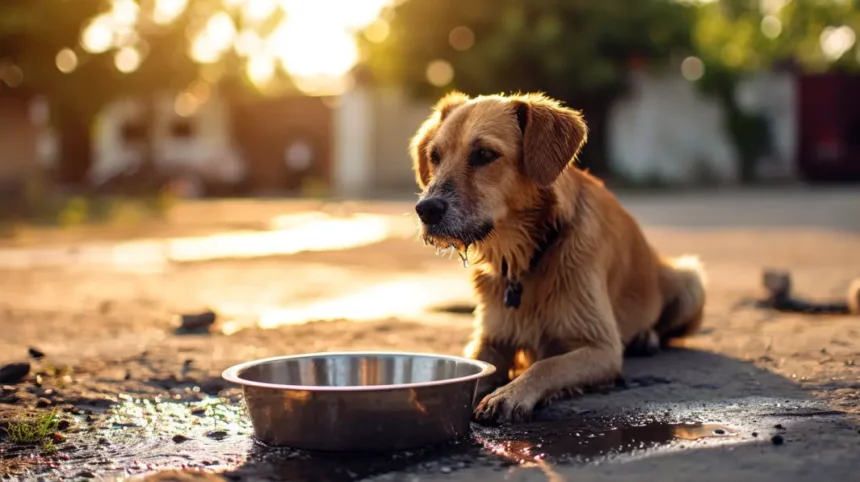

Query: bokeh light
left=448, top=26, right=475, bottom=51
left=246, top=54, right=276, bottom=87
left=81, top=16, right=114, bottom=54
left=364, top=19, right=391, bottom=43
left=55, top=49, right=79, bottom=74
left=680, top=56, right=705, bottom=81
left=820, top=26, right=856, bottom=62
left=153, top=0, right=189, bottom=25
left=0, top=62, right=24, bottom=87
left=761, top=15, right=782, bottom=40
left=426, top=59, right=454, bottom=87
left=114, top=47, right=142, bottom=73
left=174, top=91, right=200, bottom=117
left=71, top=0, right=396, bottom=93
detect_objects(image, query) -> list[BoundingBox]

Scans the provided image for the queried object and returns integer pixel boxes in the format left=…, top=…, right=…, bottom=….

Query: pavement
left=0, top=187, right=858, bottom=481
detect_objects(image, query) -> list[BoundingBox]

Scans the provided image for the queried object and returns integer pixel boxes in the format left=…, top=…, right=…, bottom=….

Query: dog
left=409, top=92, right=707, bottom=424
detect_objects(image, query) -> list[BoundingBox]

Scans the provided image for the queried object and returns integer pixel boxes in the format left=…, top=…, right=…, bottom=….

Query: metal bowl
left=222, top=351, right=496, bottom=452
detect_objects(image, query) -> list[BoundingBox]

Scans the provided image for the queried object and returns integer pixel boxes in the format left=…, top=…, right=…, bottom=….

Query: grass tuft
left=4, top=411, right=59, bottom=445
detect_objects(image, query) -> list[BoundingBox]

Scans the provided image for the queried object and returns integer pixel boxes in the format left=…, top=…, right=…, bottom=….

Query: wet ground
left=1, top=188, right=859, bottom=481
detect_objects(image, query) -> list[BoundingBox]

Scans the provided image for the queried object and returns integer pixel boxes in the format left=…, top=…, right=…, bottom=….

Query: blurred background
left=0, top=0, right=859, bottom=225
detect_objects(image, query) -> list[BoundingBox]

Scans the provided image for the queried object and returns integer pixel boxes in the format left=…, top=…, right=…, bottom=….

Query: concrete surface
left=0, top=187, right=858, bottom=481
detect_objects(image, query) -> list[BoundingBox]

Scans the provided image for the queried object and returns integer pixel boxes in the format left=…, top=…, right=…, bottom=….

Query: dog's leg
left=474, top=341, right=622, bottom=424
left=624, top=329, right=661, bottom=357
left=464, top=336, right=515, bottom=402
left=474, top=285, right=623, bottom=424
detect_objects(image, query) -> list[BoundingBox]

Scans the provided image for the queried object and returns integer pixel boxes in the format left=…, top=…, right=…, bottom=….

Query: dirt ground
left=0, top=188, right=859, bottom=481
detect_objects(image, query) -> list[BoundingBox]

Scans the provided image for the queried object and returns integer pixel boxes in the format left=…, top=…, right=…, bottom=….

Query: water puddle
left=0, top=212, right=403, bottom=273
left=1, top=397, right=739, bottom=481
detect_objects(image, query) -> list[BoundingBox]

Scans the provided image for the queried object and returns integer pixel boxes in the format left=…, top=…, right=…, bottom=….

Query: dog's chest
left=474, top=269, right=577, bottom=346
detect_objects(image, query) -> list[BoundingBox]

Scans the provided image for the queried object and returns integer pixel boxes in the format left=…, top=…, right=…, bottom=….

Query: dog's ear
left=513, top=94, right=588, bottom=187
left=409, top=91, right=470, bottom=188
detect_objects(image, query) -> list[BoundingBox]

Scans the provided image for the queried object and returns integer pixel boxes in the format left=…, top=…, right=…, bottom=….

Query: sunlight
left=269, top=19, right=359, bottom=80
left=253, top=276, right=469, bottom=329
left=81, top=16, right=114, bottom=54
left=77, top=0, right=394, bottom=93
left=246, top=54, right=276, bottom=87
left=153, top=0, right=188, bottom=25
left=114, top=46, right=142, bottom=73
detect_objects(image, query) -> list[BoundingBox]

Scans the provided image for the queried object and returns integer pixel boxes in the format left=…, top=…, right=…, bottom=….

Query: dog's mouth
left=421, top=222, right=494, bottom=252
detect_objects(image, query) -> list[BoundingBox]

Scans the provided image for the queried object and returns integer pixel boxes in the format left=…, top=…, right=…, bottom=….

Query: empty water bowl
left=222, top=351, right=496, bottom=452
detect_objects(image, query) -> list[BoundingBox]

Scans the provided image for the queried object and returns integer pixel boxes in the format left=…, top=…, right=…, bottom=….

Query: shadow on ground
left=187, top=349, right=858, bottom=482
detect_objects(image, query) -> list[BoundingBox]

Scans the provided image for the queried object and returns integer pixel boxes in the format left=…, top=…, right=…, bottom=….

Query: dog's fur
left=410, top=92, right=707, bottom=424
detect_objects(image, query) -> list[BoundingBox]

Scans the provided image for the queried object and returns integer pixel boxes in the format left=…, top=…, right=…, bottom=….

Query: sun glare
left=78, top=0, right=392, bottom=94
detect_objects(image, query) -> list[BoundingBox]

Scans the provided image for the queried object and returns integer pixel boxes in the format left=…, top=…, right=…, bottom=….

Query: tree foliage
left=366, top=0, right=695, bottom=101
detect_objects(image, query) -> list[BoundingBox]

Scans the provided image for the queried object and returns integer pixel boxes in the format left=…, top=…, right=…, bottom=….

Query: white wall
left=332, top=85, right=375, bottom=197
left=608, top=71, right=798, bottom=185
left=90, top=89, right=244, bottom=186
left=608, top=71, right=740, bottom=184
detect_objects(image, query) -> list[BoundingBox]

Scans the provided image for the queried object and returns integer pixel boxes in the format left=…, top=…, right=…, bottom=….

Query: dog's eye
left=471, top=148, right=499, bottom=166
left=430, top=150, right=441, bottom=165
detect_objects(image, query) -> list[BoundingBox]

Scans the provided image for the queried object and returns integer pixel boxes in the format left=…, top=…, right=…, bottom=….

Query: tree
left=690, top=0, right=860, bottom=182
left=364, top=0, right=696, bottom=174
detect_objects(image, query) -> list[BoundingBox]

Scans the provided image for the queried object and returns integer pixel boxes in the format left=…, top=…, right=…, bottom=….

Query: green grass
left=4, top=411, right=59, bottom=447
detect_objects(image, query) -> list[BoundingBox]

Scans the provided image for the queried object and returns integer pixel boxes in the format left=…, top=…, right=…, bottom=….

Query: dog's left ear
left=513, top=95, right=588, bottom=187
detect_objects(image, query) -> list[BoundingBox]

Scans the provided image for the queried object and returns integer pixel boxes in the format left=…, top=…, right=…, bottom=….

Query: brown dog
left=410, top=92, right=707, bottom=424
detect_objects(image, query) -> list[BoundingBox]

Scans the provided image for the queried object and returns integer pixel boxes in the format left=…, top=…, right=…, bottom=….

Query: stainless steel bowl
left=222, top=351, right=496, bottom=452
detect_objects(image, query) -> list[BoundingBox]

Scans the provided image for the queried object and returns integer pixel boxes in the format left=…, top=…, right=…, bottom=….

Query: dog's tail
left=656, top=255, right=707, bottom=341
left=848, top=278, right=860, bottom=315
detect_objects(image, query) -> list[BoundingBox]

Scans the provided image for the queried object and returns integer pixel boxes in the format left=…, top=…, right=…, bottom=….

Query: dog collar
left=500, top=222, right=561, bottom=309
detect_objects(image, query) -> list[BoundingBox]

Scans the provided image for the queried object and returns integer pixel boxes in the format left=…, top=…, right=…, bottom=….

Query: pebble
left=76, top=470, right=96, bottom=479
left=771, top=434, right=784, bottom=445
left=57, top=420, right=71, bottom=431
left=751, top=432, right=758, bottom=437
left=177, top=311, right=217, bottom=332
left=206, top=431, right=228, bottom=440
left=774, top=424, right=785, bottom=430
left=98, top=438, right=110, bottom=446
left=0, top=363, right=30, bottom=384
left=28, top=347, right=45, bottom=359
left=36, top=397, right=52, bottom=408
left=52, top=432, right=67, bottom=442
left=172, top=434, right=191, bottom=443
left=440, top=466, right=452, bottom=474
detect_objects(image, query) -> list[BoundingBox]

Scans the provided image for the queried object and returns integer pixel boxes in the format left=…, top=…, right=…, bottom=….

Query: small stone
left=774, top=424, right=785, bottom=430
left=76, top=470, right=96, bottom=479
left=177, top=311, right=217, bottom=332
left=57, top=420, right=71, bottom=431
left=440, top=466, right=452, bottom=474
left=206, top=431, right=228, bottom=440
left=771, top=434, right=784, bottom=445
left=98, top=438, right=110, bottom=445
left=28, top=347, right=45, bottom=359
left=190, top=406, right=206, bottom=415
left=199, top=377, right=227, bottom=394
left=36, top=397, right=52, bottom=407
left=751, top=432, right=758, bottom=437
left=172, top=434, right=191, bottom=443
left=52, top=432, right=67, bottom=442
left=0, top=363, right=30, bottom=384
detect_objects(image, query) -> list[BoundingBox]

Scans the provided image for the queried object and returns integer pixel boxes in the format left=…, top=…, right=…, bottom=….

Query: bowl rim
left=221, top=350, right=497, bottom=392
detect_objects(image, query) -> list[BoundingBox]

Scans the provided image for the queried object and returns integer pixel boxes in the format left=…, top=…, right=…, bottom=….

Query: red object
left=797, top=73, right=860, bottom=182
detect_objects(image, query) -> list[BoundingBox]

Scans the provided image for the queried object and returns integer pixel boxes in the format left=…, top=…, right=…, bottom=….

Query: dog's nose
left=415, top=198, right=448, bottom=225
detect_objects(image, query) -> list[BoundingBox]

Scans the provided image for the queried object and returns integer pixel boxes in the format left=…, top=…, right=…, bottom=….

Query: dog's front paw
left=473, top=382, right=537, bottom=425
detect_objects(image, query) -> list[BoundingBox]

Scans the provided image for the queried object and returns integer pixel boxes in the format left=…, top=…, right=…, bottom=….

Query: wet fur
left=410, top=92, right=707, bottom=424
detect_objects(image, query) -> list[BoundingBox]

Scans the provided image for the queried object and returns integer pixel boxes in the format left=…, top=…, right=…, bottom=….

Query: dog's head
left=409, top=92, right=588, bottom=249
